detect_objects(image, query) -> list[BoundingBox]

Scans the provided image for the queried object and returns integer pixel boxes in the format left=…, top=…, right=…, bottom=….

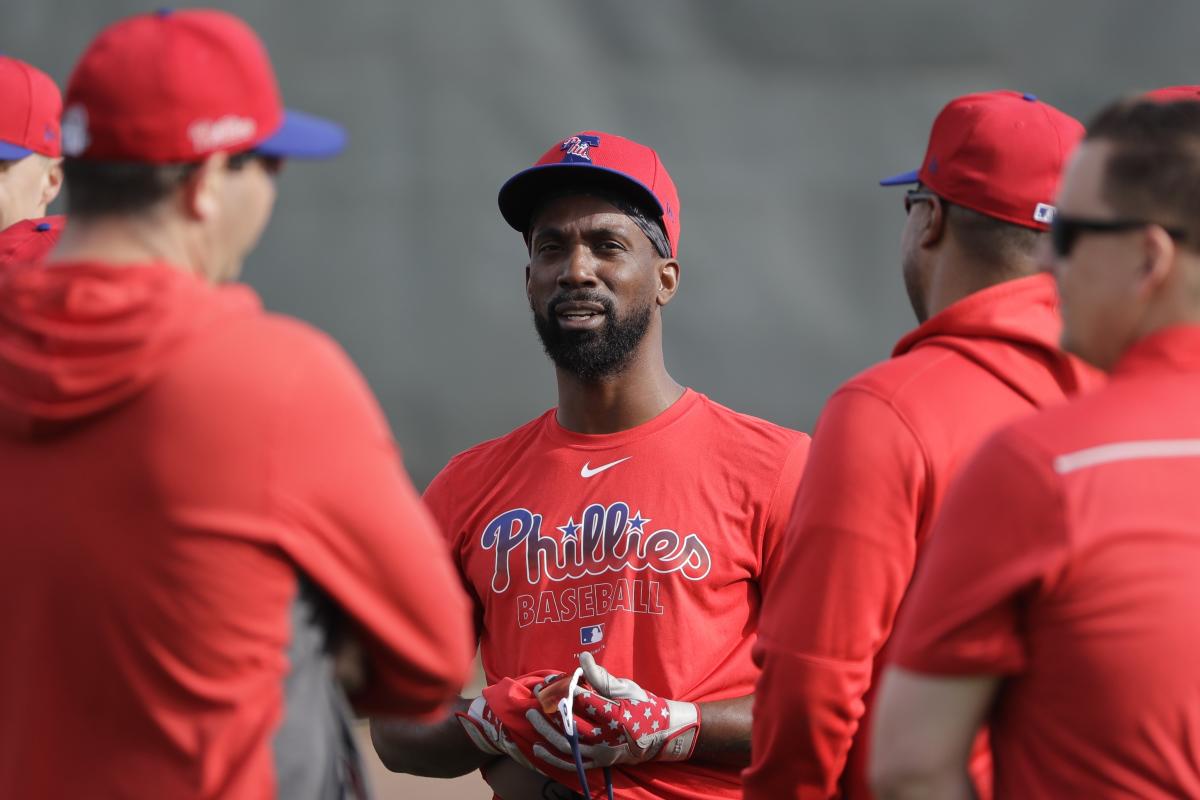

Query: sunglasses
left=226, top=150, right=284, bottom=176
left=1050, top=215, right=1187, bottom=257
left=904, top=189, right=937, bottom=214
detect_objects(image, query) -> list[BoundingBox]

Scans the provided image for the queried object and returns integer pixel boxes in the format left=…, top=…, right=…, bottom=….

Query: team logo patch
left=1034, top=202, right=1056, bottom=224
left=580, top=623, right=604, bottom=645
left=561, top=134, right=600, bottom=163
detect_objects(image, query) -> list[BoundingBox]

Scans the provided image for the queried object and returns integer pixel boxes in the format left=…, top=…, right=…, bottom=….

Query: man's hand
left=456, top=681, right=546, bottom=771
left=528, top=652, right=700, bottom=770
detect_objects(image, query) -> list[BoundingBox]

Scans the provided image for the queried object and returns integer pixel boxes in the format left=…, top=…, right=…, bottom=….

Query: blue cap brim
left=255, top=109, right=346, bottom=159
left=879, top=168, right=919, bottom=187
left=498, top=163, right=664, bottom=233
left=0, top=142, right=34, bottom=160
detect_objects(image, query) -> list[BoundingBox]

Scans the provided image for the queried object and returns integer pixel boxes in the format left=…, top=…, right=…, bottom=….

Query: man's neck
left=924, top=254, right=1035, bottom=321
left=554, top=351, right=684, bottom=435
left=51, top=214, right=198, bottom=274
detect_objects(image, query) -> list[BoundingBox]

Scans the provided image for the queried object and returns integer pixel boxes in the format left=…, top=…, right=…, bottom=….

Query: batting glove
left=527, top=652, right=700, bottom=769
left=456, top=675, right=561, bottom=772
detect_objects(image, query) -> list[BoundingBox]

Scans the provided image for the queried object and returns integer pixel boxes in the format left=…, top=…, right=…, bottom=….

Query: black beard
left=532, top=290, right=654, bottom=382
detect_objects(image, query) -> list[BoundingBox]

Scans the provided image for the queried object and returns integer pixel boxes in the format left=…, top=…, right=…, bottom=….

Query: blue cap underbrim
left=879, top=168, right=919, bottom=187
left=498, top=162, right=664, bottom=233
left=255, top=109, right=346, bottom=160
left=0, top=141, right=34, bottom=160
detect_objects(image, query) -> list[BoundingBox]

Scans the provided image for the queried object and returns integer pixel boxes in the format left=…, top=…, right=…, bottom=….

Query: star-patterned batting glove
left=527, top=652, right=701, bottom=770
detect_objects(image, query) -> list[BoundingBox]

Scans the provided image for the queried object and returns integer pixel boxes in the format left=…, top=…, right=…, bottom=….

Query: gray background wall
left=4, top=1, right=1192, bottom=488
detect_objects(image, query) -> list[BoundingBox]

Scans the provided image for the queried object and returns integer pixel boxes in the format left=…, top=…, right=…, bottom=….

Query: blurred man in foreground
left=0, top=9, right=472, bottom=798
left=873, top=97, right=1200, bottom=799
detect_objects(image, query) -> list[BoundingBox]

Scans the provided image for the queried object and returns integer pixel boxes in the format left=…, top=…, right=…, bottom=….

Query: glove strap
left=655, top=700, right=701, bottom=762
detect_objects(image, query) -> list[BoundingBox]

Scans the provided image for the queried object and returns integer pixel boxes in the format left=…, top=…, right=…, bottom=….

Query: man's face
left=526, top=194, right=664, bottom=381
left=1047, top=140, right=1146, bottom=370
left=0, top=155, right=58, bottom=230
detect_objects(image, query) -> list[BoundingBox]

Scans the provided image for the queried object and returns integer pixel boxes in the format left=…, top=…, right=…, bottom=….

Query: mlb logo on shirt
left=580, top=624, right=604, bottom=645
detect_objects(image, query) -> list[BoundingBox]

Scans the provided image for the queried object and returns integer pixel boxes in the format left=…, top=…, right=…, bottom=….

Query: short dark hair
left=525, top=184, right=672, bottom=259
left=63, top=150, right=265, bottom=218
left=63, top=159, right=198, bottom=218
left=1085, top=98, right=1200, bottom=246
left=944, top=202, right=1044, bottom=276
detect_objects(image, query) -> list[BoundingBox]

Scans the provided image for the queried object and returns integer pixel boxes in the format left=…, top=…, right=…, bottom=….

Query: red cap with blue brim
left=0, top=55, right=62, bottom=160
left=879, top=91, right=1084, bottom=231
left=498, top=131, right=681, bottom=257
left=61, top=9, right=345, bottom=163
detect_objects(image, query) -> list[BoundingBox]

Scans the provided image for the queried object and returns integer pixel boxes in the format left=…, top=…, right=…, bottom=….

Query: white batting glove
left=527, top=652, right=701, bottom=769
left=456, top=695, right=539, bottom=771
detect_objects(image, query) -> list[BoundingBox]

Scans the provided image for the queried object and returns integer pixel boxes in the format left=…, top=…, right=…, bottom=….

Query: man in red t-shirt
left=745, top=91, right=1098, bottom=800
left=0, top=10, right=473, bottom=799
left=0, top=55, right=64, bottom=267
left=370, top=132, right=808, bottom=799
left=872, top=97, right=1200, bottom=799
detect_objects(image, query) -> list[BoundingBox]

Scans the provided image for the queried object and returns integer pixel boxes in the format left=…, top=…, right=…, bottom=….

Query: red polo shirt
left=746, top=274, right=1100, bottom=799
left=892, top=323, right=1200, bottom=799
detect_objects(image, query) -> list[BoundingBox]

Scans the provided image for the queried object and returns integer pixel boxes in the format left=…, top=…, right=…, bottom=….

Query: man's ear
left=181, top=151, right=227, bottom=222
left=656, top=259, right=680, bottom=307
left=918, top=196, right=948, bottom=248
left=1136, top=224, right=1178, bottom=300
left=40, top=157, right=63, bottom=208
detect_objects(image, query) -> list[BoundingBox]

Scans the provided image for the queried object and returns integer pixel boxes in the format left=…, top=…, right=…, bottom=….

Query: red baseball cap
left=62, top=8, right=344, bottom=163
left=498, top=131, right=681, bottom=257
left=0, top=56, right=62, bottom=160
left=880, top=90, right=1084, bottom=230
left=1144, top=86, right=1200, bottom=103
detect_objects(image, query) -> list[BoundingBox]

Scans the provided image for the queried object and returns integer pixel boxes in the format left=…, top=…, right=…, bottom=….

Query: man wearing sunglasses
left=0, top=9, right=474, bottom=799
left=747, top=90, right=1099, bottom=800
left=873, top=96, right=1200, bottom=799
left=0, top=55, right=64, bottom=268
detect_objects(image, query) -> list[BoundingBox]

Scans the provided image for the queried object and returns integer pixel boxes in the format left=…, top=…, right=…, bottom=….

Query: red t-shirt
left=892, top=324, right=1200, bottom=799
left=425, top=389, right=809, bottom=799
left=746, top=275, right=1101, bottom=800
left=0, top=262, right=474, bottom=799
left=0, top=215, right=63, bottom=268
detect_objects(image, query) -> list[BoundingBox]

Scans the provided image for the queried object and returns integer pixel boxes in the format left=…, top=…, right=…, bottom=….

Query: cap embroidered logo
left=61, top=105, right=89, bottom=157
left=560, top=134, right=600, bottom=163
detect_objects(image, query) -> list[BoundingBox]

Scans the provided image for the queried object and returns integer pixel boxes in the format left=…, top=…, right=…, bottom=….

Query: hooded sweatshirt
left=745, top=273, right=1102, bottom=800
left=0, top=262, right=474, bottom=800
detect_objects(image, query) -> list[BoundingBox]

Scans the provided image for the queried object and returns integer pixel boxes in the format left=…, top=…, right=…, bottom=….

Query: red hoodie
left=0, top=262, right=474, bottom=799
left=745, top=273, right=1101, bottom=800
left=0, top=215, right=63, bottom=269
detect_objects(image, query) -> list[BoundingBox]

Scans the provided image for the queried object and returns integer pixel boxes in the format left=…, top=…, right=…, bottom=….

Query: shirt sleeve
left=269, top=331, right=475, bottom=720
left=890, top=427, right=1068, bottom=676
left=756, top=434, right=811, bottom=598
left=422, top=464, right=486, bottom=643
left=746, top=386, right=929, bottom=799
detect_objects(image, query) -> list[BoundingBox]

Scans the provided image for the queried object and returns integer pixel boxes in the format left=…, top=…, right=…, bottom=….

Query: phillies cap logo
left=561, top=134, right=600, bottom=163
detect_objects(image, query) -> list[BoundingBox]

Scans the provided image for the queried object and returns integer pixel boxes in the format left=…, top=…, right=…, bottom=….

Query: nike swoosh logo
left=580, top=457, right=631, bottom=478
